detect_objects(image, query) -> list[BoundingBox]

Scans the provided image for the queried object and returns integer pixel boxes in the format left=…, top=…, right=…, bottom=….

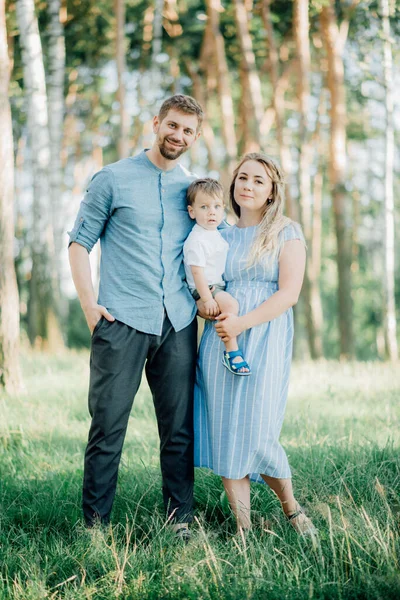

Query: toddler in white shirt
left=183, top=178, right=251, bottom=376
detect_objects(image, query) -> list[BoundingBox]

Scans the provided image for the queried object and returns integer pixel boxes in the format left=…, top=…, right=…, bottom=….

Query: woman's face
left=234, top=160, right=273, bottom=216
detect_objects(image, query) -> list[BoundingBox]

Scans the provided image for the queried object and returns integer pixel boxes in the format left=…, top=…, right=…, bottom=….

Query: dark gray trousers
left=82, top=315, right=197, bottom=527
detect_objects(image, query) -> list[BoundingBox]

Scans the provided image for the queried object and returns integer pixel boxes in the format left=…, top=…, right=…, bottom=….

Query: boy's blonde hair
left=187, top=178, right=224, bottom=206
left=229, top=152, right=292, bottom=264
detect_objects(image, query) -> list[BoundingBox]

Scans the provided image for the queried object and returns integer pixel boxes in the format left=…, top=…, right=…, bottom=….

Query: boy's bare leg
left=214, top=291, right=249, bottom=373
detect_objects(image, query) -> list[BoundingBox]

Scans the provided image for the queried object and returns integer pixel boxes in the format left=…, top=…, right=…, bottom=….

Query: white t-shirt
left=183, top=223, right=229, bottom=291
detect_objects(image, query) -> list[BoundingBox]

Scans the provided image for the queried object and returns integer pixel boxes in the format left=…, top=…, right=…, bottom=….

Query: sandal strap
left=231, top=361, right=248, bottom=370
left=224, top=350, right=243, bottom=359
left=287, top=510, right=303, bottom=521
left=222, top=349, right=251, bottom=376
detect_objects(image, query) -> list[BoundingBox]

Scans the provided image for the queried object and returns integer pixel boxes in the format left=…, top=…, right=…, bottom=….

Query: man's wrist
left=201, top=294, right=213, bottom=303
left=81, top=300, right=98, bottom=311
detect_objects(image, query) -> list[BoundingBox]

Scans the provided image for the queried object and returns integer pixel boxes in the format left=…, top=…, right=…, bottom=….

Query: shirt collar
left=137, top=149, right=179, bottom=175
left=192, top=223, right=219, bottom=235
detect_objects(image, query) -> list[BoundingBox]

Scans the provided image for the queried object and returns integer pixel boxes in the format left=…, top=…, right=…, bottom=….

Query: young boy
left=183, top=178, right=251, bottom=376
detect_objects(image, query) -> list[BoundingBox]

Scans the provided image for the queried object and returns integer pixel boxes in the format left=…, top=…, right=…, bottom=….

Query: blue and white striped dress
left=194, top=222, right=305, bottom=482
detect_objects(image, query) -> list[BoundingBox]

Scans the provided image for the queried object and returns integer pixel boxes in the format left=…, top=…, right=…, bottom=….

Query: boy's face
left=188, top=191, right=225, bottom=231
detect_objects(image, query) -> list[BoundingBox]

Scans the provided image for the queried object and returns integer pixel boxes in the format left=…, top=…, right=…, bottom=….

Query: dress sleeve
left=282, top=221, right=306, bottom=246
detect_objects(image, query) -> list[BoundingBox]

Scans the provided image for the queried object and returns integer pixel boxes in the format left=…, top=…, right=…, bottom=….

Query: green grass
left=0, top=352, right=399, bottom=599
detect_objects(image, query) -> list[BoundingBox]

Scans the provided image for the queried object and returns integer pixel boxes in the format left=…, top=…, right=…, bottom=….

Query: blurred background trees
left=1, top=0, right=400, bottom=390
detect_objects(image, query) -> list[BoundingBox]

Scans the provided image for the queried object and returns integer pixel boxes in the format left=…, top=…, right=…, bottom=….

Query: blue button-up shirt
left=68, top=150, right=197, bottom=335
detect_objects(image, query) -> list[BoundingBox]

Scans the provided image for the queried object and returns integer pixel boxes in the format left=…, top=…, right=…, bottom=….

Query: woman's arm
left=215, top=239, right=306, bottom=342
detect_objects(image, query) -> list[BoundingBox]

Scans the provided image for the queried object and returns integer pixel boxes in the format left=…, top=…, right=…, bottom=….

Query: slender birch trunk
left=16, top=0, right=59, bottom=349
left=233, top=0, right=263, bottom=150
left=261, top=0, right=296, bottom=219
left=152, top=0, right=163, bottom=60
left=293, top=0, right=312, bottom=236
left=0, top=0, right=23, bottom=393
left=115, top=0, right=129, bottom=158
left=309, top=91, right=326, bottom=357
left=47, top=0, right=66, bottom=346
left=380, top=0, right=398, bottom=360
left=205, top=0, right=237, bottom=170
left=184, top=60, right=218, bottom=172
left=320, top=1, right=354, bottom=358
left=293, top=0, right=323, bottom=358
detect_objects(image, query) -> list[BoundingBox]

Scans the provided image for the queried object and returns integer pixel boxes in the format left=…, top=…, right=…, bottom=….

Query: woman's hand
left=215, top=313, right=246, bottom=342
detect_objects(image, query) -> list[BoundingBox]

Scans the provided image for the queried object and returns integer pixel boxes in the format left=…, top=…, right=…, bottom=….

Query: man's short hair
left=158, top=95, right=204, bottom=131
left=186, top=178, right=224, bottom=206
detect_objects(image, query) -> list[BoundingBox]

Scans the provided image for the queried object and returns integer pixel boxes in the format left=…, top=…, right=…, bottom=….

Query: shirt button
left=162, top=188, right=165, bottom=193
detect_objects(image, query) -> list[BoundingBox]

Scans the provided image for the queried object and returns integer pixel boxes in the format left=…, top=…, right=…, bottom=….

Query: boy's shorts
left=191, top=283, right=226, bottom=301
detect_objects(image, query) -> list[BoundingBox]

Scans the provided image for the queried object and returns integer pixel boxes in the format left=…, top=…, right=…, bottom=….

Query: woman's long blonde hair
left=229, top=152, right=292, bottom=265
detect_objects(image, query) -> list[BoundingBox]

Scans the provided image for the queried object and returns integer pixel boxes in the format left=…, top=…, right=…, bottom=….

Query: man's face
left=153, top=109, right=200, bottom=161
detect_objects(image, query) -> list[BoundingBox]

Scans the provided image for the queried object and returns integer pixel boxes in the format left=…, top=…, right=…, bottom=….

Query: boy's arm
left=190, top=266, right=213, bottom=302
left=190, top=266, right=219, bottom=317
left=69, top=243, right=114, bottom=333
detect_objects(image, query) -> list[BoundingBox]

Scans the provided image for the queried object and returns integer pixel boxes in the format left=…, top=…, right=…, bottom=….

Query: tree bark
left=16, top=0, right=60, bottom=350
left=205, top=0, right=237, bottom=170
left=0, top=0, right=23, bottom=393
left=261, top=0, right=296, bottom=219
left=320, top=1, right=354, bottom=359
left=380, top=0, right=398, bottom=361
left=233, top=0, right=263, bottom=150
left=115, top=0, right=129, bottom=158
left=47, top=0, right=66, bottom=347
left=293, top=0, right=323, bottom=358
left=184, top=59, right=218, bottom=172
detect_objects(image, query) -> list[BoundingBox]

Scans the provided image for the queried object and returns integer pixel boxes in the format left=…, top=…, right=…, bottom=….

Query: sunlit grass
left=0, top=352, right=399, bottom=599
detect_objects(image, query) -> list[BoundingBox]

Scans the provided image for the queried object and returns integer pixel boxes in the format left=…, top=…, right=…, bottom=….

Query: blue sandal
left=222, top=350, right=251, bottom=376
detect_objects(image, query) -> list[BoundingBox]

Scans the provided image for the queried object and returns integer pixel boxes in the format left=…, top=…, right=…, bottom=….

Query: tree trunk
left=293, top=0, right=323, bottom=358
left=320, top=1, right=354, bottom=359
left=309, top=91, right=326, bottom=358
left=261, top=0, right=296, bottom=219
left=233, top=0, right=263, bottom=150
left=380, top=0, right=398, bottom=361
left=184, top=60, right=218, bottom=172
left=16, top=0, right=59, bottom=350
left=115, top=0, right=129, bottom=158
left=205, top=0, right=237, bottom=170
left=0, top=0, right=23, bottom=393
left=47, top=0, right=66, bottom=348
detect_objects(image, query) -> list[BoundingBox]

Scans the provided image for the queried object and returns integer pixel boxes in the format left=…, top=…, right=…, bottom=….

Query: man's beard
left=158, top=136, right=187, bottom=160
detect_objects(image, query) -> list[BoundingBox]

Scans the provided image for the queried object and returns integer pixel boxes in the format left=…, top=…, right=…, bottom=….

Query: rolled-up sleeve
left=68, top=168, right=114, bottom=252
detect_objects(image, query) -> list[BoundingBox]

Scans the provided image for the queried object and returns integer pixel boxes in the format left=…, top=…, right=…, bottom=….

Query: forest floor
left=0, top=352, right=399, bottom=599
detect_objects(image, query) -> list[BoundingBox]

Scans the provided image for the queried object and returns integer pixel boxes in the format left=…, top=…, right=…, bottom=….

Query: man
left=68, top=95, right=204, bottom=539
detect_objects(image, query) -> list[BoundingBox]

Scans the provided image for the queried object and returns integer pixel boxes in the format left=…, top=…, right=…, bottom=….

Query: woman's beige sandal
left=286, top=506, right=317, bottom=537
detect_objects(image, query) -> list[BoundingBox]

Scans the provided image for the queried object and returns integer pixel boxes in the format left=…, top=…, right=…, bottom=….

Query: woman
left=194, top=153, right=316, bottom=535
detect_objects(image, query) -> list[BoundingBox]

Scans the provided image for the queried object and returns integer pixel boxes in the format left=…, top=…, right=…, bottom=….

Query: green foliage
left=7, top=0, right=400, bottom=360
left=0, top=354, right=399, bottom=599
